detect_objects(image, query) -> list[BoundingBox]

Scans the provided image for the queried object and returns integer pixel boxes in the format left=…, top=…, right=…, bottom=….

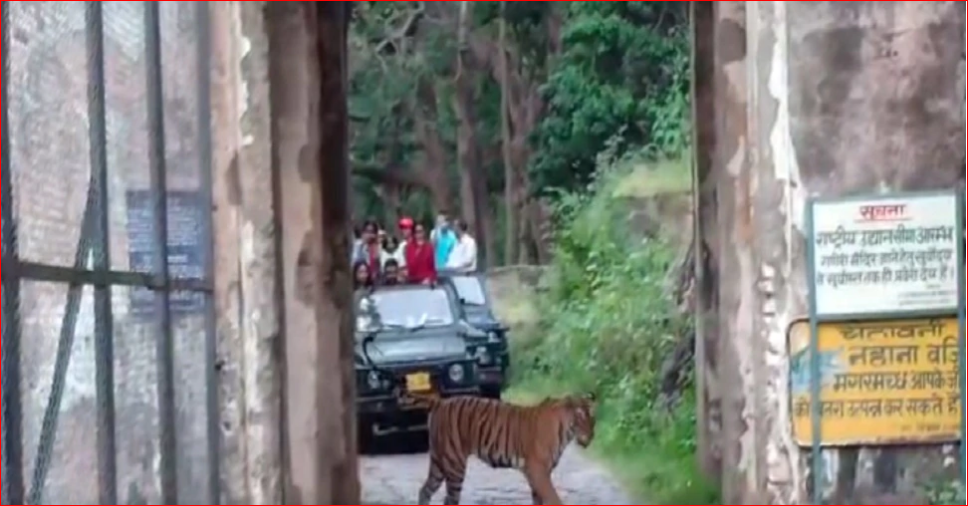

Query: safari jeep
left=438, top=270, right=511, bottom=399
left=355, top=284, right=482, bottom=440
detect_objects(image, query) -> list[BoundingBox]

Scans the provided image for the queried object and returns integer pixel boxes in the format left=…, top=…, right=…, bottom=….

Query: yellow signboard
left=788, top=318, right=962, bottom=446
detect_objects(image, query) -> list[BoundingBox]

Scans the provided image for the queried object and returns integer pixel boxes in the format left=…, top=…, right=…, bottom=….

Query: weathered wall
left=8, top=3, right=223, bottom=503
left=266, top=4, right=319, bottom=502
left=761, top=2, right=964, bottom=502
left=211, top=2, right=283, bottom=504
left=268, top=3, right=359, bottom=503
left=698, top=1, right=966, bottom=503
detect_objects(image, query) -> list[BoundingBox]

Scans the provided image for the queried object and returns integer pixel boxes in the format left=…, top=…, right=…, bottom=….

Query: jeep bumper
left=357, top=387, right=481, bottom=435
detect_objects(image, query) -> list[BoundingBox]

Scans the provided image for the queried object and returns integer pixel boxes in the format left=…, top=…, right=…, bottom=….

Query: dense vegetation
left=507, top=150, right=715, bottom=504
left=350, top=2, right=705, bottom=502
left=349, top=1, right=690, bottom=267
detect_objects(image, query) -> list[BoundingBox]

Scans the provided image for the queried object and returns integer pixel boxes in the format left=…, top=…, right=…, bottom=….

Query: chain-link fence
left=2, top=2, right=216, bottom=503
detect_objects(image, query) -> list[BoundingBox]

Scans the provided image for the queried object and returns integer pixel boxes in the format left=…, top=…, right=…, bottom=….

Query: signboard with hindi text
left=809, top=193, right=960, bottom=319
left=789, top=318, right=961, bottom=446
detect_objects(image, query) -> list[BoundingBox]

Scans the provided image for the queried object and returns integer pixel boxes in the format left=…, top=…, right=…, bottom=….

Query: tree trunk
left=498, top=7, right=519, bottom=265
left=453, top=1, right=493, bottom=267
left=414, top=78, right=454, bottom=214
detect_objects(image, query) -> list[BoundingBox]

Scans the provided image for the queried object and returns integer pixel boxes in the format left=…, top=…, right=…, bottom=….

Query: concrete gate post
left=692, top=2, right=756, bottom=501
left=713, top=3, right=758, bottom=504
left=210, top=2, right=284, bottom=504
left=267, top=3, right=359, bottom=504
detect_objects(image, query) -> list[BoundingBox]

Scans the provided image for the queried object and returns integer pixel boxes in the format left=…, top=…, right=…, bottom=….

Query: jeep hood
left=357, top=332, right=467, bottom=365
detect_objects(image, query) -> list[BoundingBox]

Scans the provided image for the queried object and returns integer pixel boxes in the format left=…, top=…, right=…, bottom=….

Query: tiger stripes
left=406, top=392, right=597, bottom=505
left=360, top=334, right=597, bottom=504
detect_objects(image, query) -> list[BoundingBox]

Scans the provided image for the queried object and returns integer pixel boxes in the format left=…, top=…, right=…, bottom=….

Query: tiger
left=358, top=334, right=597, bottom=504
left=404, top=391, right=597, bottom=505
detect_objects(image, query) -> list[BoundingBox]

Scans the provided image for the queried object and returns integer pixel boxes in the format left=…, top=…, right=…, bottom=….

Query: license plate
left=405, top=372, right=431, bottom=393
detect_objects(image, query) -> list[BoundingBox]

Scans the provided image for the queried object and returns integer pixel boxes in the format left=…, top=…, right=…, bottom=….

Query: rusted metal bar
left=1, top=1, right=25, bottom=503
left=195, top=2, right=220, bottom=502
left=959, top=191, right=966, bottom=487
left=1, top=260, right=211, bottom=291
left=85, top=3, right=118, bottom=503
left=144, top=3, right=178, bottom=503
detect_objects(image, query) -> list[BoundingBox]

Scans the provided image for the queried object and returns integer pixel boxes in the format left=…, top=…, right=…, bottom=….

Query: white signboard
left=809, top=193, right=961, bottom=318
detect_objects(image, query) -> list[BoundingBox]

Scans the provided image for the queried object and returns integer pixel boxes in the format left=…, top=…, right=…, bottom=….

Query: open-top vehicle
left=355, top=283, right=483, bottom=439
left=438, top=270, right=511, bottom=399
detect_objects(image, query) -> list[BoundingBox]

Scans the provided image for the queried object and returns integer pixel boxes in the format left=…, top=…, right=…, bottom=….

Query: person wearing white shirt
left=446, top=219, right=478, bottom=273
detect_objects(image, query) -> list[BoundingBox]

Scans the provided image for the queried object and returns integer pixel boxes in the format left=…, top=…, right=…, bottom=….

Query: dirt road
left=361, top=441, right=633, bottom=505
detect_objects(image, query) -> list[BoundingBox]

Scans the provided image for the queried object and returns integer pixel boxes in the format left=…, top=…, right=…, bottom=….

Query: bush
left=509, top=152, right=718, bottom=504
left=925, top=481, right=965, bottom=505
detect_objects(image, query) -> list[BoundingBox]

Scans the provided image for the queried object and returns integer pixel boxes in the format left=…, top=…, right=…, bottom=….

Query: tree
left=346, top=1, right=691, bottom=266
left=454, top=1, right=496, bottom=266
left=531, top=2, right=691, bottom=192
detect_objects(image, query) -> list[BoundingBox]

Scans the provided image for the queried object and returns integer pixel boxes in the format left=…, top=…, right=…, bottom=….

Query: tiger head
left=564, top=393, right=597, bottom=448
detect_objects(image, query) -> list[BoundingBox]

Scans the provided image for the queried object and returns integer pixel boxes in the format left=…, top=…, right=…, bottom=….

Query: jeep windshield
left=449, top=276, right=487, bottom=306
left=357, top=287, right=456, bottom=333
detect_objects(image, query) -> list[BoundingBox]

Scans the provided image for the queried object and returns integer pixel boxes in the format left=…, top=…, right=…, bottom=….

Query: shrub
left=510, top=152, right=718, bottom=504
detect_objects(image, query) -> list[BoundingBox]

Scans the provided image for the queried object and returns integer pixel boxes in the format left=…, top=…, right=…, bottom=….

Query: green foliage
left=510, top=152, right=718, bottom=504
left=530, top=2, right=691, bottom=193
left=348, top=2, right=692, bottom=262
left=925, top=481, right=966, bottom=505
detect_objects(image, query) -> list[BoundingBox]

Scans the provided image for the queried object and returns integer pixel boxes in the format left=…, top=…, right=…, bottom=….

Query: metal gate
left=2, top=2, right=217, bottom=503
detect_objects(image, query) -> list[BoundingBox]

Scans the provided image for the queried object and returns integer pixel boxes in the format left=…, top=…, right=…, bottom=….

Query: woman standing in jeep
left=405, top=223, right=437, bottom=284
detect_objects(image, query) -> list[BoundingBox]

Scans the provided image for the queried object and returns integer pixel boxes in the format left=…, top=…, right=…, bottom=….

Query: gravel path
left=361, top=439, right=633, bottom=505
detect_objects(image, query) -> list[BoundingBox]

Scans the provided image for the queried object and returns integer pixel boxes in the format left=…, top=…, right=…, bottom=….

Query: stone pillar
left=690, top=1, right=722, bottom=483
left=741, top=1, right=966, bottom=503
left=210, top=2, right=284, bottom=504
left=268, top=2, right=359, bottom=503
left=712, top=2, right=758, bottom=503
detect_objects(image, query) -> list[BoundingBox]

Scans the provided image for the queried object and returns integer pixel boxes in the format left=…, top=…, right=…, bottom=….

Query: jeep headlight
left=448, top=363, right=466, bottom=383
left=367, top=370, right=382, bottom=391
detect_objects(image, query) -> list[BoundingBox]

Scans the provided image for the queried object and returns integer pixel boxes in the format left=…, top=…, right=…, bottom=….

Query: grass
left=496, top=154, right=718, bottom=505
left=612, top=157, right=693, bottom=199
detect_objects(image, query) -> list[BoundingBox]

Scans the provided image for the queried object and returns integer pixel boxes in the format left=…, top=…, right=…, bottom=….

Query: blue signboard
left=125, top=189, right=205, bottom=318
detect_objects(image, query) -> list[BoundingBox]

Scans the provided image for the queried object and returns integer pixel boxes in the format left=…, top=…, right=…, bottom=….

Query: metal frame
left=0, top=261, right=212, bottom=291
left=1, top=2, right=219, bottom=503
left=144, top=3, right=178, bottom=503
left=1, top=1, right=26, bottom=504
left=195, top=2, right=220, bottom=502
left=804, top=189, right=966, bottom=504
left=804, top=201, right=823, bottom=504
left=85, top=4, right=118, bottom=503
left=957, top=188, right=966, bottom=488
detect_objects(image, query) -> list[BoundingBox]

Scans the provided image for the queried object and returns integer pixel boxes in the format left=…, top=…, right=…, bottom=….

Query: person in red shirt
left=405, top=222, right=437, bottom=284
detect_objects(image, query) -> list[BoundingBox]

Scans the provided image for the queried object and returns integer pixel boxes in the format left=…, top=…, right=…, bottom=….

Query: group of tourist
left=351, top=211, right=478, bottom=290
